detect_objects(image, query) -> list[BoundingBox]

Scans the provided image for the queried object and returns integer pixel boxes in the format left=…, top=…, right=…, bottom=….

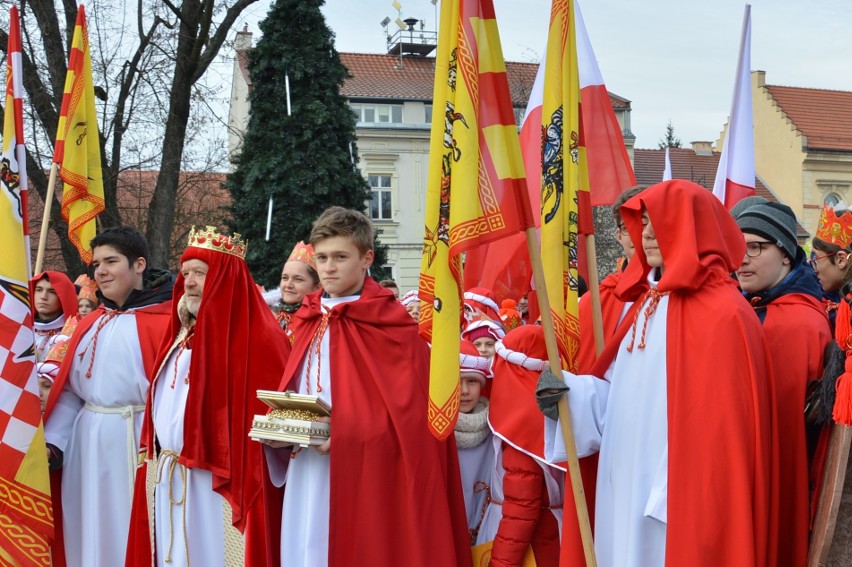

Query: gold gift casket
left=249, top=390, right=331, bottom=447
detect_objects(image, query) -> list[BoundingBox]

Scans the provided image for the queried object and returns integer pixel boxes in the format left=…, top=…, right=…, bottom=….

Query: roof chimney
left=235, top=27, right=252, bottom=52
left=690, top=141, right=714, bottom=156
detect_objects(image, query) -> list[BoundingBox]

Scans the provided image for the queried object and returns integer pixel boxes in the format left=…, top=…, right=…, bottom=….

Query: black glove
left=46, top=443, right=63, bottom=472
left=536, top=369, right=569, bottom=421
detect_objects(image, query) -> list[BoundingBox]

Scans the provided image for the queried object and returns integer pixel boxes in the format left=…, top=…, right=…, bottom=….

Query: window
left=369, top=174, right=393, bottom=220
left=425, top=104, right=433, bottom=124
left=825, top=192, right=843, bottom=208
left=351, top=103, right=403, bottom=124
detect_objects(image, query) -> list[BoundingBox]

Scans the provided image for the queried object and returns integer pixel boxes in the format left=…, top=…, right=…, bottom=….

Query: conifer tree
left=657, top=119, right=682, bottom=149
left=227, top=0, right=387, bottom=287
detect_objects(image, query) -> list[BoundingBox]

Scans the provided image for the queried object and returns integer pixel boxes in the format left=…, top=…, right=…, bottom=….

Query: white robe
left=275, top=294, right=358, bottom=567
left=44, top=310, right=149, bottom=567
left=546, top=286, right=669, bottom=567
left=33, top=314, right=66, bottom=362
left=152, top=346, right=234, bottom=567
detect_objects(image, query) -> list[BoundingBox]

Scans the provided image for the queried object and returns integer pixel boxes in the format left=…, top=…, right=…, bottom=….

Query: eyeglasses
left=744, top=241, right=775, bottom=258
left=617, top=223, right=628, bottom=232
left=808, top=251, right=838, bottom=269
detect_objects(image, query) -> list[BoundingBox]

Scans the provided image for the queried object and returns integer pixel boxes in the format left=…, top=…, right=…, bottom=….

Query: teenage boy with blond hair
left=264, top=206, right=470, bottom=567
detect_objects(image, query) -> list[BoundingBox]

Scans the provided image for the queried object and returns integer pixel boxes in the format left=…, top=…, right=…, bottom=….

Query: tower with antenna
left=381, top=0, right=438, bottom=65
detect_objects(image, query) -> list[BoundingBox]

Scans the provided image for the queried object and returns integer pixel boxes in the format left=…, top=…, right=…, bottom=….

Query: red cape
left=126, top=246, right=290, bottom=567
left=760, top=293, right=830, bottom=566
left=612, top=180, right=778, bottom=567
left=277, top=277, right=471, bottom=567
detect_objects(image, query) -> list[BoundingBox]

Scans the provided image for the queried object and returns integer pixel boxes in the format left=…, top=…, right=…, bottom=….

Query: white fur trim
left=463, top=291, right=499, bottom=314
left=494, top=340, right=547, bottom=372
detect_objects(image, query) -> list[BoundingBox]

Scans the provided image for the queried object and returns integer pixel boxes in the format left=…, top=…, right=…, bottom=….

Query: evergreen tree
left=657, top=119, right=682, bottom=149
left=226, top=0, right=387, bottom=287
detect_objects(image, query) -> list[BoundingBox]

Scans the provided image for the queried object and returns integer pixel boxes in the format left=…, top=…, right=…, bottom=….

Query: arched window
left=825, top=192, right=843, bottom=208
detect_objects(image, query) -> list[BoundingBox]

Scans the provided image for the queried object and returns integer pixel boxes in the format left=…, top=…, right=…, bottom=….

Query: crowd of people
left=34, top=178, right=852, bottom=567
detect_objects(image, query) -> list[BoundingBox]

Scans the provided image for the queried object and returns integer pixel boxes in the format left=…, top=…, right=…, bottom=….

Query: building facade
left=228, top=30, right=635, bottom=291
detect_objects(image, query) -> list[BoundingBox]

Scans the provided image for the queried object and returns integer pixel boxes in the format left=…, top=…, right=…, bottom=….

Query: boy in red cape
left=43, top=226, right=174, bottom=567
left=30, top=270, right=77, bottom=362
left=539, top=180, right=777, bottom=567
left=125, top=226, right=289, bottom=566
left=263, top=206, right=471, bottom=567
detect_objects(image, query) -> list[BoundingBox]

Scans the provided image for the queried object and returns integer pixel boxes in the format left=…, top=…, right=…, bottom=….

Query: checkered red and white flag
left=0, top=7, right=53, bottom=566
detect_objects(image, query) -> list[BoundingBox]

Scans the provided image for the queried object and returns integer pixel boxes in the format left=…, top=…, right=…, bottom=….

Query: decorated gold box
left=249, top=390, right=331, bottom=447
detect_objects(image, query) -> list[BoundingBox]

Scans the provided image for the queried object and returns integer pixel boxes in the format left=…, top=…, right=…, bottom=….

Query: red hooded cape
left=490, top=325, right=562, bottom=566
left=277, top=277, right=471, bottom=567
left=31, top=270, right=78, bottom=321
left=758, top=292, right=830, bottom=566
left=126, top=245, right=290, bottom=567
left=609, top=180, right=779, bottom=566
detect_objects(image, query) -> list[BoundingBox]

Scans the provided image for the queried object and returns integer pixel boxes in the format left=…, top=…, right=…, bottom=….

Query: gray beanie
left=736, top=201, right=798, bottom=259
left=730, top=195, right=768, bottom=220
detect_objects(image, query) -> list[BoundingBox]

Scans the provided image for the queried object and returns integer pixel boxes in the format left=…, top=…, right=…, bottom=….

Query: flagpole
left=33, top=162, right=59, bottom=275
left=585, top=234, right=605, bottom=355
left=524, top=226, right=597, bottom=566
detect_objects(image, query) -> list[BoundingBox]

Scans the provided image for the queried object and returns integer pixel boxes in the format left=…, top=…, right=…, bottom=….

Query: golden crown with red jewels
left=816, top=205, right=852, bottom=248
left=187, top=225, right=247, bottom=259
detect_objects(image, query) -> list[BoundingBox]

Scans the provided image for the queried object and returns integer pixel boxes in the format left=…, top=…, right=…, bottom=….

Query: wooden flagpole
left=33, top=162, right=59, bottom=275
left=585, top=234, right=605, bottom=355
left=525, top=226, right=598, bottom=567
left=808, top=425, right=852, bottom=566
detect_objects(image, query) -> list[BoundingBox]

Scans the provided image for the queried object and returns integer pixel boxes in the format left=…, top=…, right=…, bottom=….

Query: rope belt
left=82, top=402, right=145, bottom=498
left=155, top=449, right=189, bottom=565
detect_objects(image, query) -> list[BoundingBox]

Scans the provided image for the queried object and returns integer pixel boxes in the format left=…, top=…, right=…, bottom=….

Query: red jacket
left=490, top=444, right=561, bottom=567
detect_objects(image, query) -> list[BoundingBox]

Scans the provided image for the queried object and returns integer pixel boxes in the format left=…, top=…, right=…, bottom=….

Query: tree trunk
left=145, top=1, right=200, bottom=269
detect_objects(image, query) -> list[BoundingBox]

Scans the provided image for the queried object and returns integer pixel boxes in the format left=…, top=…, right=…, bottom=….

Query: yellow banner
left=55, top=5, right=104, bottom=265
left=540, top=0, right=588, bottom=371
left=419, top=0, right=527, bottom=439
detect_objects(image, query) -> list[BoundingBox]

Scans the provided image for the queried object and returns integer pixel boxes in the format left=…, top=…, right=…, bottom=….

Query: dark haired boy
left=44, top=226, right=174, bottom=566
left=264, top=206, right=471, bottom=566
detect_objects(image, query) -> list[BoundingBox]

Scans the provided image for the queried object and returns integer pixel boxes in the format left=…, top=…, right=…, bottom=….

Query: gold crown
left=816, top=205, right=852, bottom=248
left=187, top=225, right=247, bottom=259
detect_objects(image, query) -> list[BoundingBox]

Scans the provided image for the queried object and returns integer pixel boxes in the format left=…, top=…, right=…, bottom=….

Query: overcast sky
left=233, top=0, right=852, bottom=150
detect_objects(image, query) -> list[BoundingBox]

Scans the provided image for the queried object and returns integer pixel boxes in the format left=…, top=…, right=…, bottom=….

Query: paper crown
left=187, top=226, right=247, bottom=259
left=816, top=205, right=852, bottom=249
left=288, top=241, right=316, bottom=270
left=74, top=274, right=98, bottom=303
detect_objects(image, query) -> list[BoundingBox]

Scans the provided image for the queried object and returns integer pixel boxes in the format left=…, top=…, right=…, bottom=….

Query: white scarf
left=454, top=399, right=490, bottom=449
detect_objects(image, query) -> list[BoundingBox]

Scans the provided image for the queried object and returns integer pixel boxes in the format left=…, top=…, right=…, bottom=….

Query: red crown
left=816, top=205, right=852, bottom=248
left=288, top=241, right=316, bottom=270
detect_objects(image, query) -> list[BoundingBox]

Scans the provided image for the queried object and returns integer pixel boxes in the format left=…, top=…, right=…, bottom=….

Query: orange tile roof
left=633, top=147, right=808, bottom=238
left=339, top=52, right=629, bottom=109
left=765, top=84, right=852, bottom=152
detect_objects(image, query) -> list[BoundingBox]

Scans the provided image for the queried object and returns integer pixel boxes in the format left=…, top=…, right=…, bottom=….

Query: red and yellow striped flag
left=419, top=0, right=531, bottom=439
left=540, top=0, right=593, bottom=370
left=0, top=7, right=54, bottom=566
left=54, top=5, right=104, bottom=264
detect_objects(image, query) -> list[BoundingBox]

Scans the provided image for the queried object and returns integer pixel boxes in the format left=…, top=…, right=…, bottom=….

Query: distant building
left=633, top=143, right=808, bottom=240
left=716, top=70, right=852, bottom=238
left=228, top=29, right=635, bottom=291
